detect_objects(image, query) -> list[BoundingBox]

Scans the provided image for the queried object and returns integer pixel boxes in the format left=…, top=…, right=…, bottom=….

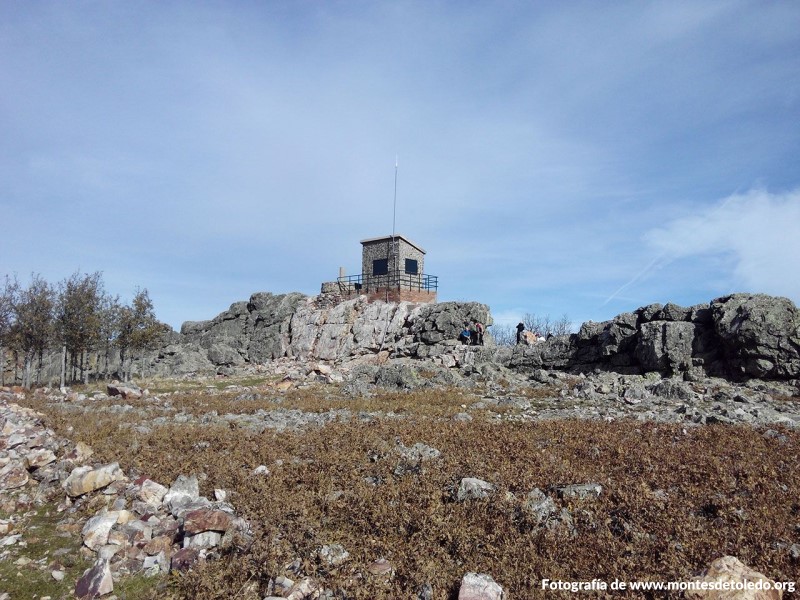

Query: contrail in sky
left=602, top=254, right=666, bottom=306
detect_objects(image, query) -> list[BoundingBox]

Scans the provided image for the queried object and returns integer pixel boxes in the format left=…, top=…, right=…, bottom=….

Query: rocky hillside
left=511, top=293, right=800, bottom=381
left=154, top=294, right=492, bottom=376
left=151, top=292, right=799, bottom=383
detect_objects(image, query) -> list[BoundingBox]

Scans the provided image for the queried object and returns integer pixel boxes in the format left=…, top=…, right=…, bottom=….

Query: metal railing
left=338, top=271, right=438, bottom=293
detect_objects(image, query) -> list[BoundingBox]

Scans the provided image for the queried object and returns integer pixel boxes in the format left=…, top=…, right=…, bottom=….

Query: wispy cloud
left=1, top=2, right=799, bottom=328
left=644, top=188, right=800, bottom=301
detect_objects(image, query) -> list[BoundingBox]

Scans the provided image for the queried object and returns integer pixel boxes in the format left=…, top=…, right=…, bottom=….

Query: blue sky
left=2, top=1, right=799, bottom=330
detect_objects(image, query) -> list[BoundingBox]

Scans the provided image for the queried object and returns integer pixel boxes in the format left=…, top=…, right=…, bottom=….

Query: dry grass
left=19, top=387, right=800, bottom=599
left=79, top=385, right=485, bottom=419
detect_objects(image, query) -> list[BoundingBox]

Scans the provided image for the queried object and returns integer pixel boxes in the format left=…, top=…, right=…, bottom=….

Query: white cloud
left=1, top=2, right=799, bottom=329
left=644, top=188, right=800, bottom=302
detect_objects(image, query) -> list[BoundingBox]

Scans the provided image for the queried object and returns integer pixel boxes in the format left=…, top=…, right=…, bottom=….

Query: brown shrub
left=20, top=392, right=800, bottom=599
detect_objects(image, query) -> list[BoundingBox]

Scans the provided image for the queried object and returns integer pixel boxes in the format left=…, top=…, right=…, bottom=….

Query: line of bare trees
left=0, top=272, right=169, bottom=389
left=490, top=312, right=573, bottom=347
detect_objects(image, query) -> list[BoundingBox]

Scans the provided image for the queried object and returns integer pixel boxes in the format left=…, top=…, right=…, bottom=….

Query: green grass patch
left=0, top=504, right=92, bottom=600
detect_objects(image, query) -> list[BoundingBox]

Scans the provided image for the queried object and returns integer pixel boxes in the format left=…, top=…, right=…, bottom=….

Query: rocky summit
left=158, top=294, right=493, bottom=376
left=150, top=291, right=800, bottom=384
left=510, top=293, right=800, bottom=381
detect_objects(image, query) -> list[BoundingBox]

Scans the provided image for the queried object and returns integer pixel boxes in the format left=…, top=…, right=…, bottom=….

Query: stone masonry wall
left=361, top=237, right=426, bottom=291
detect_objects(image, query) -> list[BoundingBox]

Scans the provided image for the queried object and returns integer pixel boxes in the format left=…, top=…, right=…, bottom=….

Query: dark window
left=373, top=259, right=388, bottom=275
left=405, top=259, right=418, bottom=275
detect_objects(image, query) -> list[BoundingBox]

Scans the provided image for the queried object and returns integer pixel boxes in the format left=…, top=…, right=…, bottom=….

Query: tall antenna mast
left=386, top=156, right=398, bottom=304
left=392, top=154, right=398, bottom=238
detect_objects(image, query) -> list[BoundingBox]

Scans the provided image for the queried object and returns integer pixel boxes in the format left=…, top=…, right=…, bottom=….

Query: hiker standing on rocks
left=516, top=322, right=525, bottom=344
left=473, top=320, right=485, bottom=346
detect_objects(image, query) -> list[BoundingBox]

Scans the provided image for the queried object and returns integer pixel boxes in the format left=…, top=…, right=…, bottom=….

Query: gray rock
left=82, top=512, right=119, bottom=550
left=417, top=582, right=434, bottom=600
left=375, top=364, right=424, bottom=389
left=207, top=343, right=244, bottom=366
left=63, top=463, right=125, bottom=497
left=711, top=293, right=800, bottom=379
left=509, top=335, right=575, bottom=370
left=457, top=478, right=495, bottom=501
left=655, top=302, right=692, bottom=322
left=636, top=321, right=696, bottom=373
left=75, top=558, right=113, bottom=599
left=107, top=382, right=143, bottom=399
left=636, top=303, right=664, bottom=323
left=789, top=543, right=800, bottom=560
left=248, top=292, right=306, bottom=361
left=396, top=442, right=441, bottom=462
left=394, top=442, right=442, bottom=476
left=182, top=530, right=222, bottom=549
left=457, top=572, right=505, bottom=600
left=412, top=302, right=492, bottom=345
left=318, top=543, right=350, bottom=566
left=649, top=378, right=694, bottom=400
left=556, top=483, right=603, bottom=500
left=163, top=475, right=200, bottom=511
left=522, top=489, right=557, bottom=524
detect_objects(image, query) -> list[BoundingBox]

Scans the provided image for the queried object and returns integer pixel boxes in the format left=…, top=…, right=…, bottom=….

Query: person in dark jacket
left=516, top=322, right=525, bottom=344
left=459, top=321, right=472, bottom=345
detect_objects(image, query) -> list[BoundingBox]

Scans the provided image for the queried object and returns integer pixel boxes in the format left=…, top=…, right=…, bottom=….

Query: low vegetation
left=17, top=382, right=800, bottom=599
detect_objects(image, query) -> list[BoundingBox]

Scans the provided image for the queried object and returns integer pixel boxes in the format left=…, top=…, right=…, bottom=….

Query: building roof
left=359, top=234, right=426, bottom=254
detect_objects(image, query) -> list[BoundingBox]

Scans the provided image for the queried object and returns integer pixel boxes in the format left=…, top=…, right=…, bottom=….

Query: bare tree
left=522, top=312, right=573, bottom=338
left=552, top=314, right=573, bottom=336
left=488, top=323, right=517, bottom=347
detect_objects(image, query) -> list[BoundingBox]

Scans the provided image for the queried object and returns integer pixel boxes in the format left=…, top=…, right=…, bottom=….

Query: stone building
left=321, top=234, right=438, bottom=304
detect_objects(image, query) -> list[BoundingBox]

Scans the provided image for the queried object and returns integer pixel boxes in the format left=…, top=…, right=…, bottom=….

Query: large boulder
left=599, top=312, right=639, bottom=358
left=287, top=298, right=416, bottom=360
left=207, top=343, right=245, bottom=367
left=411, top=302, right=492, bottom=345
left=248, top=292, right=306, bottom=361
left=64, top=463, right=125, bottom=497
left=155, top=343, right=215, bottom=375
left=174, top=293, right=306, bottom=369
left=568, top=314, right=640, bottom=369
left=508, top=335, right=574, bottom=370
left=195, top=301, right=251, bottom=352
left=711, top=294, right=800, bottom=379
left=635, top=321, right=697, bottom=373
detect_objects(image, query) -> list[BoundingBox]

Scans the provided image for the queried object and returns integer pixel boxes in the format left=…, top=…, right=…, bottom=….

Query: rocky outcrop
left=152, top=294, right=492, bottom=376
left=175, top=292, right=306, bottom=368
left=711, top=294, right=800, bottom=379
left=22, top=289, right=792, bottom=384
left=510, top=294, right=800, bottom=381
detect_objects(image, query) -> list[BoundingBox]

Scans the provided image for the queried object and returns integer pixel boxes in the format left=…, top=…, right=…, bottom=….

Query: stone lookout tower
left=320, top=234, right=438, bottom=304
